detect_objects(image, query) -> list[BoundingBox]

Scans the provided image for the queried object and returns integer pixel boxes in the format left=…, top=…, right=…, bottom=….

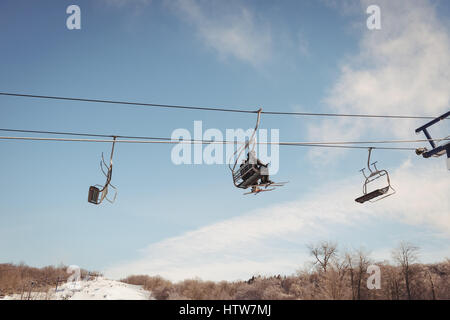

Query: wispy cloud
left=105, top=161, right=450, bottom=281
left=167, top=0, right=272, bottom=66
left=103, top=0, right=309, bottom=66
left=308, top=0, right=450, bottom=161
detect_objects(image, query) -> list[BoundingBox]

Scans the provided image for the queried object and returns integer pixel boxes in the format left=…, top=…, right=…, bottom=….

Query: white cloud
left=308, top=0, right=450, bottom=161
left=168, top=0, right=272, bottom=66
left=105, top=161, right=450, bottom=281
left=103, top=0, right=309, bottom=66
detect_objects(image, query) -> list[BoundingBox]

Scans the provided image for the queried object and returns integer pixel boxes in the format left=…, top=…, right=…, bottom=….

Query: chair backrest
left=88, top=186, right=100, bottom=204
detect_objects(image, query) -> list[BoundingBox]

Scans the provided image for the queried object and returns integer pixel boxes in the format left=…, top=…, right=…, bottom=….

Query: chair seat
left=237, top=171, right=261, bottom=189
left=355, top=187, right=389, bottom=204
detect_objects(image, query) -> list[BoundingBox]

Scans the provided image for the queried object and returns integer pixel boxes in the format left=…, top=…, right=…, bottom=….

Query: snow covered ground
left=1, top=277, right=153, bottom=300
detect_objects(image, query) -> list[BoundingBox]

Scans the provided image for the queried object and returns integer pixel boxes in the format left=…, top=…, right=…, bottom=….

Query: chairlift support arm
left=415, top=111, right=450, bottom=155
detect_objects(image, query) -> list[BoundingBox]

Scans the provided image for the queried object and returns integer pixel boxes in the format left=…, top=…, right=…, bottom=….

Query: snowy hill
left=1, top=277, right=152, bottom=300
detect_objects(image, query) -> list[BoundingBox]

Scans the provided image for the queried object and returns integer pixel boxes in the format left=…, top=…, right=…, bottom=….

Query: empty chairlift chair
left=355, top=148, right=395, bottom=204
left=88, top=137, right=118, bottom=205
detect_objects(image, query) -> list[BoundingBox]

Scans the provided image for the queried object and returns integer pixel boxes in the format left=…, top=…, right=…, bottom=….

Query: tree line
left=121, top=241, right=449, bottom=300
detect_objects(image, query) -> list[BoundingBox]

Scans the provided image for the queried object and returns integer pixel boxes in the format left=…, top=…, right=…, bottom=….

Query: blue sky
left=0, top=0, right=449, bottom=281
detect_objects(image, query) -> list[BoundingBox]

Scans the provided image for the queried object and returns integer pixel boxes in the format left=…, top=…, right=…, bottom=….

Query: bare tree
left=344, top=248, right=371, bottom=300
left=392, top=241, right=420, bottom=300
left=345, top=252, right=356, bottom=300
left=426, top=268, right=436, bottom=300
left=382, top=264, right=400, bottom=300
left=355, top=249, right=371, bottom=300
left=307, top=241, right=338, bottom=273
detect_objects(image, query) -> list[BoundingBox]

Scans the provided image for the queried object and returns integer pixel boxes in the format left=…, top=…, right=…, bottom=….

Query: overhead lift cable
left=0, top=128, right=448, bottom=146
left=0, top=135, right=430, bottom=150
left=0, top=92, right=445, bottom=120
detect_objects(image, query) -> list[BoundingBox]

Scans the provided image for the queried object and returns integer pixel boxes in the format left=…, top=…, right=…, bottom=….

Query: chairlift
left=355, top=148, right=395, bottom=204
left=415, top=110, right=450, bottom=170
left=88, top=137, right=118, bottom=205
left=228, top=108, right=287, bottom=195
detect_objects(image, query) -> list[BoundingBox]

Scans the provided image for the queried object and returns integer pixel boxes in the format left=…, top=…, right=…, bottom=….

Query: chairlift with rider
left=229, top=109, right=287, bottom=195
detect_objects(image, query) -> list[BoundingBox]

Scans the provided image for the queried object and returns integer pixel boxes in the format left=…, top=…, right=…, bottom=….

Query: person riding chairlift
left=240, top=150, right=273, bottom=185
